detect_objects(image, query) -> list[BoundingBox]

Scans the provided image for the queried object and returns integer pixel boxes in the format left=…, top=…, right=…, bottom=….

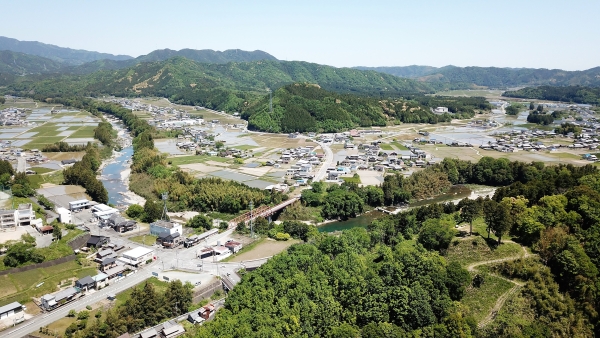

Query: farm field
left=0, top=100, right=101, bottom=149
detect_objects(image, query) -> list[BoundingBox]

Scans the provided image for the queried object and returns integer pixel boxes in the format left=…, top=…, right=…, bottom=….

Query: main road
left=1, top=268, right=153, bottom=338
left=314, top=142, right=334, bottom=182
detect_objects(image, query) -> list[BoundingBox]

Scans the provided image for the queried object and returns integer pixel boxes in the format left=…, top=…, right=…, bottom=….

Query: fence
left=0, top=254, right=77, bottom=276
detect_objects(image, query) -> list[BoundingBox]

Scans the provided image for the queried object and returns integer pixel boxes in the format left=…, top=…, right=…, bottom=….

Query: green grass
left=0, top=260, right=98, bottom=307
left=379, top=143, right=394, bottom=150
left=28, top=124, right=60, bottom=137
left=446, top=236, right=524, bottom=267
left=341, top=176, right=361, bottom=184
left=31, top=167, right=56, bottom=174
left=169, top=155, right=230, bottom=166
left=25, top=136, right=66, bottom=147
left=460, top=272, right=514, bottom=322
left=129, top=234, right=158, bottom=246
left=232, top=145, right=258, bottom=150
left=221, top=237, right=265, bottom=262
left=391, top=141, right=409, bottom=150
left=69, top=126, right=97, bottom=138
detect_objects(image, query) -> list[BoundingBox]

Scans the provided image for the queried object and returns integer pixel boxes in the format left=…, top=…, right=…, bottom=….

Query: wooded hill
left=0, top=36, right=132, bottom=65
left=0, top=50, right=65, bottom=75
left=503, top=85, right=600, bottom=105
left=243, top=84, right=490, bottom=132
left=5, top=57, right=434, bottom=112
left=358, top=65, right=600, bottom=89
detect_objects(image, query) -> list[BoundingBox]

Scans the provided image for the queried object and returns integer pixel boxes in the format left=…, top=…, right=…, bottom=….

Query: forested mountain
left=361, top=64, right=600, bottom=88
left=503, top=86, right=600, bottom=105
left=418, top=66, right=600, bottom=88
left=353, top=65, right=442, bottom=78
left=0, top=50, right=65, bottom=74
left=6, top=57, right=434, bottom=112
left=71, top=48, right=278, bottom=74
left=243, top=84, right=488, bottom=132
left=0, top=36, right=132, bottom=65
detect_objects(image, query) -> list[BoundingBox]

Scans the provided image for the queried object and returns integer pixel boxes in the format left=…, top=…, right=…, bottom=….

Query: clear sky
left=2, top=0, right=598, bottom=70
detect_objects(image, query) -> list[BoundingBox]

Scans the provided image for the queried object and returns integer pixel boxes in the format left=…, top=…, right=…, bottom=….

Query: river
left=318, top=185, right=496, bottom=233
left=101, top=146, right=134, bottom=206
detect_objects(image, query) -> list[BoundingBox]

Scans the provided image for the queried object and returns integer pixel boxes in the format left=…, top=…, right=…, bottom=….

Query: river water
left=101, top=146, right=134, bottom=206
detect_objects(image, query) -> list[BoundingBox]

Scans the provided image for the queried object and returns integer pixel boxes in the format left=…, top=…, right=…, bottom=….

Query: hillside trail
left=463, top=238, right=531, bottom=329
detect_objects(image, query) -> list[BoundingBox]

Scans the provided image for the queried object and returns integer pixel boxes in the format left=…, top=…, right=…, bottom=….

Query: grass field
left=31, top=167, right=57, bottom=174
left=461, top=272, right=514, bottom=322
left=232, top=145, right=258, bottom=150
left=446, top=236, right=523, bottom=267
left=391, top=141, right=409, bottom=150
left=379, top=143, right=394, bottom=150
left=69, top=126, right=97, bottom=138
left=169, top=155, right=230, bottom=166
left=25, top=136, right=67, bottom=148
left=0, top=260, right=98, bottom=307
left=129, top=234, right=158, bottom=246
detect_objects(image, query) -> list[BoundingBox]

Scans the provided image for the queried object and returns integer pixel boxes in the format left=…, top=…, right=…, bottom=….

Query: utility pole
left=249, top=200, right=254, bottom=239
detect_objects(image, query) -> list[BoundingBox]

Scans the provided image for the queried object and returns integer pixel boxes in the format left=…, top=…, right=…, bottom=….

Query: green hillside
left=418, top=66, right=600, bottom=88
left=7, top=57, right=434, bottom=112
left=503, top=86, right=600, bottom=105
left=0, top=50, right=65, bottom=74
left=70, top=48, right=279, bottom=74
left=363, top=65, right=600, bottom=89
left=242, top=84, right=485, bottom=132
left=0, top=36, right=132, bottom=65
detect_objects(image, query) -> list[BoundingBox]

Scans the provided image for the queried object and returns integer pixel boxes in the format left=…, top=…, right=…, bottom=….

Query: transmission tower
left=267, top=88, right=273, bottom=114
left=161, top=192, right=170, bottom=221
left=249, top=200, right=254, bottom=239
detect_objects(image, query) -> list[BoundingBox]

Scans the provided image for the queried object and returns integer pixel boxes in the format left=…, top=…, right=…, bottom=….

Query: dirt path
left=467, top=240, right=531, bottom=329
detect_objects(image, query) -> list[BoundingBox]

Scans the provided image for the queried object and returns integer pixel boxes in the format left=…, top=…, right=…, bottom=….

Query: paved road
left=314, top=142, right=334, bottom=181
left=1, top=269, right=153, bottom=338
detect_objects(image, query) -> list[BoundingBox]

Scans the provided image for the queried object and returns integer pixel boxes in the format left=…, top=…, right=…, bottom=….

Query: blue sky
left=2, top=0, right=598, bottom=70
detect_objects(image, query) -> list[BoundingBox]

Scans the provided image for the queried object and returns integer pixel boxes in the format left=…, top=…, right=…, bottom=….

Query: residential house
left=157, top=232, right=183, bottom=248
left=140, top=328, right=158, bottom=338
left=187, top=311, right=205, bottom=325
left=41, top=287, right=79, bottom=311
left=161, top=323, right=185, bottom=338
left=100, top=257, right=118, bottom=272
left=92, top=273, right=108, bottom=289
left=87, top=235, right=109, bottom=249
left=224, top=241, right=243, bottom=254
left=75, top=276, right=95, bottom=291
left=0, top=302, right=24, bottom=320
left=150, top=220, right=183, bottom=238
left=118, top=247, right=154, bottom=267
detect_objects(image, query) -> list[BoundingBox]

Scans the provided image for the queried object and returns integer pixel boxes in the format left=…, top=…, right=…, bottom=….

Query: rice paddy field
left=0, top=100, right=101, bottom=149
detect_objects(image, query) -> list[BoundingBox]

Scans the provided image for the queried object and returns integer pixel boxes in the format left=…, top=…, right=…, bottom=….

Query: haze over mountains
left=0, top=36, right=599, bottom=91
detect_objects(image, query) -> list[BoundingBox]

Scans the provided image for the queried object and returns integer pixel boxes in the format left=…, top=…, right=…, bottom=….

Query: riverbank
left=97, top=114, right=145, bottom=206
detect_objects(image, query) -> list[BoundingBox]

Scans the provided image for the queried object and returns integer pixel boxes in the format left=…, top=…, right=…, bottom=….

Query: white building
left=92, top=204, right=119, bottom=220
left=434, top=107, right=449, bottom=114
left=0, top=302, right=24, bottom=320
left=119, top=247, right=154, bottom=267
left=150, top=220, right=183, bottom=237
left=0, top=204, right=36, bottom=229
left=56, top=207, right=72, bottom=224
left=69, top=199, right=90, bottom=211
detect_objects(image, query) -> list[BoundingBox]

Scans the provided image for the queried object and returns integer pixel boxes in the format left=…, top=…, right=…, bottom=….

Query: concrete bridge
left=228, top=197, right=299, bottom=228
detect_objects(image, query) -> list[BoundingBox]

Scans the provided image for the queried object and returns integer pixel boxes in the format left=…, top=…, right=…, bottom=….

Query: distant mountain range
left=0, top=36, right=132, bottom=65
left=0, top=50, right=64, bottom=74
left=0, top=36, right=279, bottom=74
left=8, top=57, right=432, bottom=113
left=355, top=65, right=600, bottom=88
